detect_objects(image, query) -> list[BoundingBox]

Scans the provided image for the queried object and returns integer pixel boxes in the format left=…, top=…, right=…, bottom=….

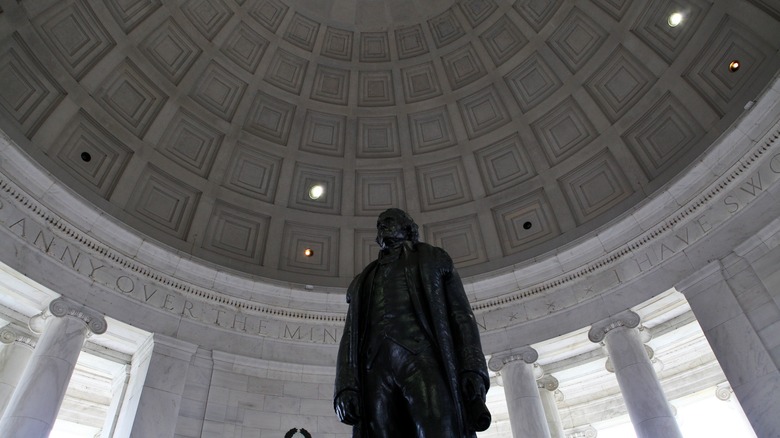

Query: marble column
left=489, top=346, right=551, bottom=438
left=589, top=311, right=682, bottom=438
left=677, top=257, right=780, bottom=437
left=112, top=333, right=197, bottom=438
left=0, top=297, right=107, bottom=438
left=538, top=374, right=566, bottom=438
left=0, top=327, right=36, bottom=417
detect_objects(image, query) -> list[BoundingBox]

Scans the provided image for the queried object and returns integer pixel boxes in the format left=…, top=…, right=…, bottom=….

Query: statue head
left=375, top=208, right=419, bottom=250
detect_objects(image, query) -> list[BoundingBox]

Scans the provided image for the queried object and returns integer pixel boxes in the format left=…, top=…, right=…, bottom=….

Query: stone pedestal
left=589, top=311, right=682, bottom=438
left=489, top=346, right=551, bottom=438
left=538, top=375, right=565, bottom=438
left=0, top=327, right=36, bottom=417
left=0, top=298, right=106, bottom=438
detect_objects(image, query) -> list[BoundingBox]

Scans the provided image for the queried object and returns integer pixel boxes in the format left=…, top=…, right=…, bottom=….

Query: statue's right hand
left=334, top=390, right=360, bottom=425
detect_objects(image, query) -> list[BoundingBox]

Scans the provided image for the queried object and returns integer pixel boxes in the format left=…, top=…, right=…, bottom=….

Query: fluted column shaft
left=537, top=376, right=565, bottom=438
left=0, top=298, right=106, bottom=438
left=490, top=347, right=551, bottom=438
left=590, top=311, right=681, bottom=438
left=0, top=329, right=36, bottom=417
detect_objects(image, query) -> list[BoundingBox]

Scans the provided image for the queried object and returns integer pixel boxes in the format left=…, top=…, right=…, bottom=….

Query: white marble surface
left=501, top=359, right=551, bottom=438
left=604, top=326, right=682, bottom=438
left=0, top=339, right=33, bottom=417
left=0, top=314, right=88, bottom=437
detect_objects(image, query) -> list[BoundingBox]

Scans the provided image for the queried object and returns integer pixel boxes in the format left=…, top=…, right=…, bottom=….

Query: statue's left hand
left=460, top=372, right=486, bottom=401
left=334, top=390, right=361, bottom=425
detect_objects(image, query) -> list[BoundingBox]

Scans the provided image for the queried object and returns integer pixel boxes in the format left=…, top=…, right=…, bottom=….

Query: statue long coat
left=334, top=241, right=489, bottom=438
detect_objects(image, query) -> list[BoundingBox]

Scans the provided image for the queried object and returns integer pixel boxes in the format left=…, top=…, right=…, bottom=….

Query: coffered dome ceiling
left=1, top=0, right=779, bottom=287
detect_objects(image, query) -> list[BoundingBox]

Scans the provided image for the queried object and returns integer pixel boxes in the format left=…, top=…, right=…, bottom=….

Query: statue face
left=376, top=210, right=408, bottom=249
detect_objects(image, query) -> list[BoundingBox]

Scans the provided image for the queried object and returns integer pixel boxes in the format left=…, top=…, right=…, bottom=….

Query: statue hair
left=377, top=208, right=420, bottom=245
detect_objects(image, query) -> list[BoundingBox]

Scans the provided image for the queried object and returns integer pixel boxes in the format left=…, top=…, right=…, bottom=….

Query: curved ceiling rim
left=0, top=73, right=778, bottom=323
left=2, top=0, right=780, bottom=286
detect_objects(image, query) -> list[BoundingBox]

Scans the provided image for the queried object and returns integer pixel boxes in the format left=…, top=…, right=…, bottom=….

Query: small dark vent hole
left=80, top=152, right=92, bottom=162
left=523, top=221, right=532, bottom=230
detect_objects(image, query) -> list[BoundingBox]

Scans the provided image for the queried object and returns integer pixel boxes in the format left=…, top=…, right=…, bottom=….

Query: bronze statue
left=334, top=208, right=491, bottom=437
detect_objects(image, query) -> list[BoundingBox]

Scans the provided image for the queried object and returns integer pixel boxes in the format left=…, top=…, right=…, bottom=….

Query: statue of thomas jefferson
left=334, top=208, right=491, bottom=437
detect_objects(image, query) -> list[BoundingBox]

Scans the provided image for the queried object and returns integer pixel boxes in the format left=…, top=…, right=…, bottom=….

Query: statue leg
left=362, top=342, right=413, bottom=438
left=397, top=345, right=459, bottom=438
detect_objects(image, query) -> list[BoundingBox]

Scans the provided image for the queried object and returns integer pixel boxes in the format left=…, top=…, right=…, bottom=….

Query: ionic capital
left=488, top=346, right=538, bottom=371
left=566, top=424, right=598, bottom=438
left=49, top=297, right=108, bottom=335
left=0, top=326, right=36, bottom=349
left=588, top=310, right=640, bottom=343
left=715, top=383, right=733, bottom=401
left=537, top=374, right=559, bottom=391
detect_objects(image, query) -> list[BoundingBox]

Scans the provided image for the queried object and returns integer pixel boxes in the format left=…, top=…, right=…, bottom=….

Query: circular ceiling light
left=308, top=184, right=324, bottom=200
left=729, top=60, right=740, bottom=72
left=303, top=248, right=313, bottom=257
left=668, top=12, right=684, bottom=27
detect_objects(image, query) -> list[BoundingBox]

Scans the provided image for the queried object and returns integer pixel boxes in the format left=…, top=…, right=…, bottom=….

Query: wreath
left=284, top=428, right=312, bottom=438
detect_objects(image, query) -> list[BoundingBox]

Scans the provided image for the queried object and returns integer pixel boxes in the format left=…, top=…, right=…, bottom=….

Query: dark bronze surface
left=335, top=209, right=491, bottom=437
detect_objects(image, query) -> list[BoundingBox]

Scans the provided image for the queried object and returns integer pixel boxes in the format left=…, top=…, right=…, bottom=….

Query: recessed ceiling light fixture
left=729, top=60, right=740, bottom=72
left=668, top=12, right=684, bottom=27
left=308, top=184, right=324, bottom=200
left=303, top=248, right=313, bottom=257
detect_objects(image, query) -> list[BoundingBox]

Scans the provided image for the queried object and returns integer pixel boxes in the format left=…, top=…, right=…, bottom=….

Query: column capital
left=488, top=346, right=538, bottom=371
left=715, top=383, right=733, bottom=401
left=566, top=424, right=597, bottom=438
left=49, top=297, right=107, bottom=335
left=537, top=374, right=559, bottom=391
left=0, top=326, right=36, bottom=349
left=588, top=310, right=640, bottom=343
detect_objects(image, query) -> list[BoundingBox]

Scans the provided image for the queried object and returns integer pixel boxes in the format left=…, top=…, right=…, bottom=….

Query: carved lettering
left=695, top=215, right=712, bottom=233
left=60, top=246, right=81, bottom=269
left=9, top=218, right=25, bottom=237
left=324, top=328, right=338, bottom=343
left=660, top=243, right=676, bottom=260
left=142, top=285, right=157, bottom=302
left=33, top=231, right=55, bottom=253
left=284, top=325, right=302, bottom=339
left=771, top=153, right=780, bottom=173
left=232, top=314, right=248, bottom=332
left=257, top=320, right=267, bottom=335
left=739, top=173, right=763, bottom=196
left=182, top=300, right=196, bottom=318
left=162, top=294, right=176, bottom=311
left=214, top=310, right=228, bottom=326
left=636, top=252, right=653, bottom=271
left=675, top=227, right=689, bottom=245
left=723, top=196, right=739, bottom=213
left=116, top=276, right=135, bottom=294
left=88, top=259, right=105, bottom=277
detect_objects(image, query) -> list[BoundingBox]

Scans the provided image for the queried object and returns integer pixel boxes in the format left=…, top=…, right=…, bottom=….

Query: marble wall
left=174, top=349, right=351, bottom=438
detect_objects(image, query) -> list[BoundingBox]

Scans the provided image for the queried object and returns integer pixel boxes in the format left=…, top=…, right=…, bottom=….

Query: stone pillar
left=538, top=374, right=566, bottom=438
left=0, top=297, right=107, bottom=438
left=100, top=364, right=131, bottom=438
left=0, top=327, right=36, bottom=417
left=677, top=258, right=780, bottom=437
left=112, top=333, right=197, bottom=438
left=489, top=346, right=551, bottom=438
left=589, top=311, right=682, bottom=438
